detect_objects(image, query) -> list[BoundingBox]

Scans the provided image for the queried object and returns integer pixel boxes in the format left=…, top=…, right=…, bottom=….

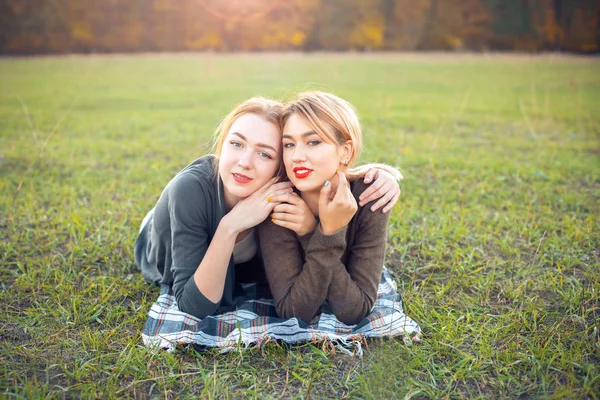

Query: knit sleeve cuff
left=305, top=225, right=347, bottom=253
left=297, top=230, right=314, bottom=253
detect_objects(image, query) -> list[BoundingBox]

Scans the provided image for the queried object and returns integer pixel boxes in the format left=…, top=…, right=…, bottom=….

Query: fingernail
left=324, top=181, right=330, bottom=187
left=271, top=218, right=274, bottom=222
left=267, top=196, right=272, bottom=201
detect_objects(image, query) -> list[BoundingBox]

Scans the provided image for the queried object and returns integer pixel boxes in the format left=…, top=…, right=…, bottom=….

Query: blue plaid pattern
left=142, top=267, right=420, bottom=355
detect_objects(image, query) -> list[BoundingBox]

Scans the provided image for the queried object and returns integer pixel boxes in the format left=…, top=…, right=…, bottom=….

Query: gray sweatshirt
left=135, top=155, right=264, bottom=318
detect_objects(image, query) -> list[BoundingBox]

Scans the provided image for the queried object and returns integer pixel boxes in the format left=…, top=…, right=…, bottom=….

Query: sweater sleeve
left=258, top=220, right=346, bottom=323
left=325, top=185, right=390, bottom=325
left=168, top=174, right=220, bottom=318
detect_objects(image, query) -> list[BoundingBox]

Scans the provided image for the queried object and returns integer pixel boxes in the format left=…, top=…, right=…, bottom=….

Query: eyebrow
left=230, top=132, right=278, bottom=153
left=282, top=130, right=319, bottom=140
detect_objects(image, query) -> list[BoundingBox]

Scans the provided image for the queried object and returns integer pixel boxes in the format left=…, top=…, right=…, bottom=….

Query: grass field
left=1, top=53, right=599, bottom=399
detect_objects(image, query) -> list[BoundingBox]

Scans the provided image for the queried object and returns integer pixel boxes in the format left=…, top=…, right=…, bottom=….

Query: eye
left=230, top=140, right=243, bottom=148
left=308, top=140, right=321, bottom=146
left=258, top=151, right=273, bottom=160
left=283, top=142, right=295, bottom=149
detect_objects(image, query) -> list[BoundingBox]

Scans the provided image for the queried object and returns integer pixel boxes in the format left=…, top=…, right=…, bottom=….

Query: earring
left=343, top=160, right=349, bottom=166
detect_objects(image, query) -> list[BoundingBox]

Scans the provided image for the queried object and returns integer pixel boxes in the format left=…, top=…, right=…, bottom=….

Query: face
left=218, top=113, right=281, bottom=205
left=282, top=113, right=348, bottom=193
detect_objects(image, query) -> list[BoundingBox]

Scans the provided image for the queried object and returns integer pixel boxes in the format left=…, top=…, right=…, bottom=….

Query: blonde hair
left=212, top=97, right=286, bottom=180
left=281, top=91, right=401, bottom=180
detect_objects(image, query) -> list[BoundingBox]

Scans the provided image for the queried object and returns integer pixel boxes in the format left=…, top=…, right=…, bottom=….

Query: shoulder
left=349, top=178, right=369, bottom=202
left=168, top=155, right=218, bottom=198
left=349, top=178, right=391, bottom=225
left=161, top=155, right=221, bottom=220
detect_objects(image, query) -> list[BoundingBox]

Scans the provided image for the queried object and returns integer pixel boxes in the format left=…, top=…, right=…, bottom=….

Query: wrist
left=219, top=215, right=242, bottom=237
left=298, top=217, right=318, bottom=237
left=319, top=222, right=340, bottom=236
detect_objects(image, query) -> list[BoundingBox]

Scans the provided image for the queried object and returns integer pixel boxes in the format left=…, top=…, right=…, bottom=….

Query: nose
left=237, top=149, right=253, bottom=169
left=291, top=144, right=306, bottom=164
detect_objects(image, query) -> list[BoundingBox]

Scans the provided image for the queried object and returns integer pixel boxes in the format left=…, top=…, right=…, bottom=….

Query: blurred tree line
left=1, top=0, right=598, bottom=54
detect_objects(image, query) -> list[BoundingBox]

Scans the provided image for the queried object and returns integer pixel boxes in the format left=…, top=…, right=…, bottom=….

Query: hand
left=359, top=168, right=401, bottom=213
left=269, top=192, right=317, bottom=236
left=223, top=178, right=293, bottom=234
left=318, top=171, right=357, bottom=235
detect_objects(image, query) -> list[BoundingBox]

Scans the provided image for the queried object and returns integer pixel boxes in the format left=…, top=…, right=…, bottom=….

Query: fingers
left=271, top=203, right=298, bottom=214
left=318, top=179, right=332, bottom=211
left=260, top=179, right=293, bottom=196
left=259, top=177, right=278, bottom=192
left=271, top=218, right=299, bottom=231
left=363, top=168, right=377, bottom=184
left=270, top=211, right=301, bottom=223
left=382, top=191, right=400, bottom=213
left=268, top=180, right=294, bottom=192
left=369, top=189, right=393, bottom=212
left=333, top=171, right=351, bottom=202
left=358, top=176, right=386, bottom=206
left=268, top=192, right=300, bottom=204
left=369, top=176, right=400, bottom=212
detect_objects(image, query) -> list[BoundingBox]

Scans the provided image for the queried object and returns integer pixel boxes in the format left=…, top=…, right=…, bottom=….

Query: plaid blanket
left=142, top=267, right=420, bottom=356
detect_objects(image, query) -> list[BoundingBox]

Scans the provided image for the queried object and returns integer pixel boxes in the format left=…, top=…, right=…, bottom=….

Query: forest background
left=1, top=0, right=599, bottom=54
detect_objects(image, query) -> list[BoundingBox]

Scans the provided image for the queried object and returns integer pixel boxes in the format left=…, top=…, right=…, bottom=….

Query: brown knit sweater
left=257, top=179, right=390, bottom=325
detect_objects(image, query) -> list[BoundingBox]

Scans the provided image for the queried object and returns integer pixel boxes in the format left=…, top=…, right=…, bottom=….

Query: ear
left=340, top=140, right=353, bottom=164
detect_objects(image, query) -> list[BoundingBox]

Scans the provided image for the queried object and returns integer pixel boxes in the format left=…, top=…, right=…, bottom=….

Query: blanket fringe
left=335, top=338, right=363, bottom=357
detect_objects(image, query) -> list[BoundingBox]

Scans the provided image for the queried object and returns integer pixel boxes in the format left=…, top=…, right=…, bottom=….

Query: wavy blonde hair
left=281, top=91, right=402, bottom=180
left=212, top=97, right=286, bottom=180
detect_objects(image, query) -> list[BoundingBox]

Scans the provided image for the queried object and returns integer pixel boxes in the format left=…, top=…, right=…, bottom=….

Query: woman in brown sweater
left=258, top=91, right=399, bottom=325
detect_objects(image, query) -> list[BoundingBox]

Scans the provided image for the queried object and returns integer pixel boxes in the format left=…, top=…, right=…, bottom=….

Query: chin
left=291, top=178, right=320, bottom=193
left=225, top=182, right=256, bottom=199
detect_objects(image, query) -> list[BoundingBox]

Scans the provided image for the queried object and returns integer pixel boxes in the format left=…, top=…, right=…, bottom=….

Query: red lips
left=232, top=173, right=252, bottom=184
left=293, top=167, right=313, bottom=179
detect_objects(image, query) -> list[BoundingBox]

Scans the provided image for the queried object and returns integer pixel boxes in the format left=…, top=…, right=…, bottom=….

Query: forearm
left=326, top=261, right=382, bottom=325
left=274, top=259, right=332, bottom=323
left=326, top=199, right=389, bottom=325
left=349, top=163, right=403, bottom=181
left=276, top=229, right=347, bottom=322
left=192, top=217, right=238, bottom=303
left=259, top=222, right=346, bottom=324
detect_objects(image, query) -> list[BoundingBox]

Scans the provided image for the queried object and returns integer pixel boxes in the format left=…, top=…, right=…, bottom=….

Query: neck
left=300, top=190, right=320, bottom=216
left=300, top=179, right=341, bottom=217
left=222, top=184, right=240, bottom=212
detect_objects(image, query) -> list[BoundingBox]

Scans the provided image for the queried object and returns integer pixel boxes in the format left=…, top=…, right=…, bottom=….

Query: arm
left=262, top=179, right=388, bottom=325
left=325, top=194, right=390, bottom=325
left=171, top=177, right=293, bottom=319
left=259, top=174, right=357, bottom=323
left=351, top=163, right=402, bottom=213
left=168, top=176, right=227, bottom=318
left=258, top=220, right=346, bottom=323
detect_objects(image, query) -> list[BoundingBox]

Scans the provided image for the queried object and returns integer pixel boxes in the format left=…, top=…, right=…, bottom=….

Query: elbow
left=276, top=302, right=318, bottom=325
left=335, top=299, right=374, bottom=325
left=179, top=300, right=219, bottom=320
left=337, top=312, right=366, bottom=326
left=174, top=288, right=220, bottom=319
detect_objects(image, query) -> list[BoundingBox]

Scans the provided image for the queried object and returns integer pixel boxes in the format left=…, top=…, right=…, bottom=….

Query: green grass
left=1, top=53, right=599, bottom=399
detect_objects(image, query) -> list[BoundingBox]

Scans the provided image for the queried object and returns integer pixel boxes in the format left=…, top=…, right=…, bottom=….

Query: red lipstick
left=293, top=167, right=313, bottom=179
left=232, top=173, right=252, bottom=184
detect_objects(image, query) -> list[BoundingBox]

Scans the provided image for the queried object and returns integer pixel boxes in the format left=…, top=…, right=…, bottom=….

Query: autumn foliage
left=1, top=0, right=598, bottom=54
